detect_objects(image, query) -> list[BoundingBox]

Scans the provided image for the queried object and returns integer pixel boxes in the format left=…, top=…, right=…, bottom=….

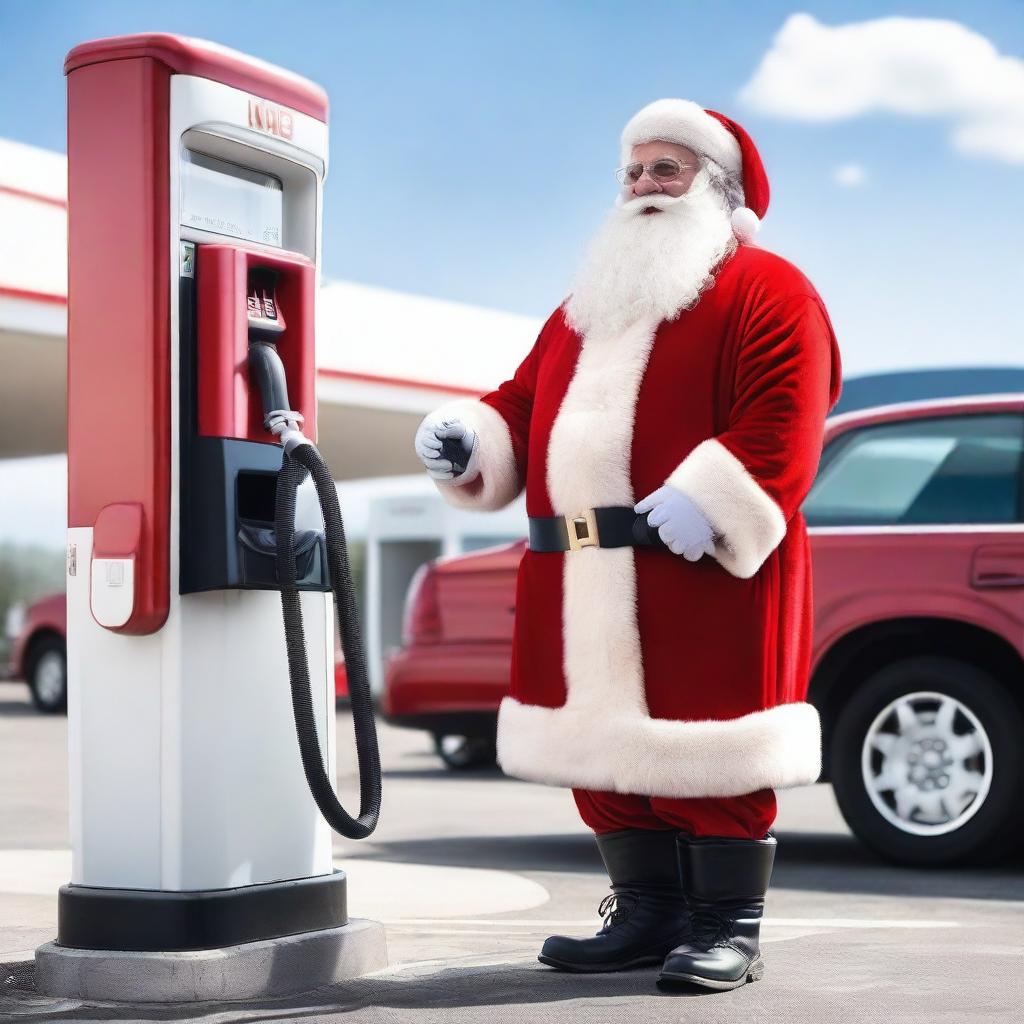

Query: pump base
left=35, top=918, right=388, bottom=1002
left=57, top=869, right=348, bottom=951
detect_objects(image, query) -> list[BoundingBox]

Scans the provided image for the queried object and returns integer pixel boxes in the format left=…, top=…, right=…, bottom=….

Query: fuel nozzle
left=247, top=268, right=286, bottom=339
left=246, top=267, right=306, bottom=452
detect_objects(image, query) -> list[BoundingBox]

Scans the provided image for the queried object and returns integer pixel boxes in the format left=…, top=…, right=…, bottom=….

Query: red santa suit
left=427, top=103, right=842, bottom=838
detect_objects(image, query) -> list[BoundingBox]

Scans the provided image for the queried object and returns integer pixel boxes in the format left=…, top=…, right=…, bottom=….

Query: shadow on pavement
left=0, top=956, right=765, bottom=1022
left=0, top=698, right=39, bottom=717
left=380, top=767, right=510, bottom=782
left=344, top=829, right=1024, bottom=901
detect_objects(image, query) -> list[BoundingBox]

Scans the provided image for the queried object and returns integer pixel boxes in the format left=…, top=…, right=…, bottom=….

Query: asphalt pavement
left=0, top=679, right=1021, bottom=1023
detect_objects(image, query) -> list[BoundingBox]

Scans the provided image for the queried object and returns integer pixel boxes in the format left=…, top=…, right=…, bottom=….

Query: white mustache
left=616, top=169, right=714, bottom=216
left=617, top=191, right=687, bottom=215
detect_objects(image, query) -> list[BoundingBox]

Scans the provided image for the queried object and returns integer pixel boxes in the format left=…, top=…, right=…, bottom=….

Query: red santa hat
left=620, top=98, right=769, bottom=243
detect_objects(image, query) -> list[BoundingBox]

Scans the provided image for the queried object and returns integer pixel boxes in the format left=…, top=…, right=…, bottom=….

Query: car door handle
left=972, top=572, right=1024, bottom=588
left=970, top=545, right=1024, bottom=588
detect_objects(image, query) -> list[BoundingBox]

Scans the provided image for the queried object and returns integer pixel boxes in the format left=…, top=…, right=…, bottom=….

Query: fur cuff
left=665, top=437, right=786, bottom=579
left=427, top=397, right=523, bottom=512
left=496, top=698, right=821, bottom=798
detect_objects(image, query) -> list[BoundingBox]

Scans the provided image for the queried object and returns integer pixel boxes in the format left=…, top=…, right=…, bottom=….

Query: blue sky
left=2, top=1, right=1022, bottom=363
left=0, top=2, right=1022, bottom=547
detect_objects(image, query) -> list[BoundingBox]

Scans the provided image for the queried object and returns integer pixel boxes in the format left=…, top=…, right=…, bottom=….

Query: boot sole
left=538, top=952, right=666, bottom=973
left=657, top=956, right=765, bottom=990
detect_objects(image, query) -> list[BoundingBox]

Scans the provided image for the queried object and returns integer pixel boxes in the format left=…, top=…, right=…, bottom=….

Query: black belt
left=528, top=506, right=670, bottom=552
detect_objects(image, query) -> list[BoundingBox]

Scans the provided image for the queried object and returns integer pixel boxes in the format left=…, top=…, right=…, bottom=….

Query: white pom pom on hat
left=730, top=206, right=761, bottom=243
left=620, top=98, right=770, bottom=242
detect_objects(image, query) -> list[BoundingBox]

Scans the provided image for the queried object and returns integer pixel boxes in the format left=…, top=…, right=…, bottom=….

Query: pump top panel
left=64, top=33, right=328, bottom=121
left=65, top=33, right=328, bottom=635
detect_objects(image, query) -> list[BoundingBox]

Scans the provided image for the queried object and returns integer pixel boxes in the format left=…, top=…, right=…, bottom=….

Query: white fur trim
left=427, top=397, right=522, bottom=511
left=497, top=311, right=806, bottom=799
left=731, top=206, right=760, bottom=242
left=546, top=319, right=659, bottom=767
left=621, top=98, right=741, bottom=172
left=546, top=318, right=660, bottom=513
left=496, top=698, right=822, bottom=798
left=665, top=437, right=786, bottom=579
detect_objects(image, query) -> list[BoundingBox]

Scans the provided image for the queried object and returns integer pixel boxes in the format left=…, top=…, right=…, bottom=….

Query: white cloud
left=834, top=164, right=866, bottom=187
left=739, top=13, right=1024, bottom=165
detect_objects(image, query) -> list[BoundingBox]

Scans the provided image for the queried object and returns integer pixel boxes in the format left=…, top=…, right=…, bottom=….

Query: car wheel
left=830, top=655, right=1024, bottom=866
left=432, top=733, right=497, bottom=771
left=26, top=637, right=68, bottom=714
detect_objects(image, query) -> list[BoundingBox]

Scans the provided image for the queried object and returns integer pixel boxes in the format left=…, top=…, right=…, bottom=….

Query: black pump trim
left=56, top=869, right=347, bottom=951
left=178, top=259, right=330, bottom=595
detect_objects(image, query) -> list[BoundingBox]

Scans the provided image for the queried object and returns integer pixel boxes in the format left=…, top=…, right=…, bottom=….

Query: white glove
left=414, top=412, right=481, bottom=486
left=634, top=484, right=717, bottom=560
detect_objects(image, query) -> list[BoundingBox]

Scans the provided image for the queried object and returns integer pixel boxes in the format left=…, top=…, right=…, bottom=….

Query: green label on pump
left=180, top=242, right=195, bottom=279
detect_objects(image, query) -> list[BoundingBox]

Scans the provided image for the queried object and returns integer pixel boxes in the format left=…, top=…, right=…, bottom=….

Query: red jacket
left=430, top=243, right=843, bottom=799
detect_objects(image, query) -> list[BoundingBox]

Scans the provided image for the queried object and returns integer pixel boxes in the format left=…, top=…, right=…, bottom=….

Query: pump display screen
left=180, top=150, right=283, bottom=247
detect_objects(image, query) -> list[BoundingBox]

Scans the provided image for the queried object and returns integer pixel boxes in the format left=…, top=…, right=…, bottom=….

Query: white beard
left=564, top=176, right=738, bottom=338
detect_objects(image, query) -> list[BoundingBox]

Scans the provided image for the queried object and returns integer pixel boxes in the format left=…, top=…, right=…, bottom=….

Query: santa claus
left=414, top=98, right=842, bottom=991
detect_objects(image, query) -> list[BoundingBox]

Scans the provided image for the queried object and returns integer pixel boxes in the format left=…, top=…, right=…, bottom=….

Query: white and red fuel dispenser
left=45, top=34, right=383, bottom=991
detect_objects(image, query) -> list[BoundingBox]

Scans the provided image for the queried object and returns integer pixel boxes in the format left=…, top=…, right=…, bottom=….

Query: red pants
left=572, top=786, right=776, bottom=839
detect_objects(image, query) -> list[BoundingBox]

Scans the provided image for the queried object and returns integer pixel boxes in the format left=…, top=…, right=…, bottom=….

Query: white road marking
left=0, top=949, right=35, bottom=962
left=383, top=928, right=553, bottom=936
left=365, top=951, right=538, bottom=977
left=376, top=924, right=835, bottom=945
left=377, top=917, right=963, bottom=929
left=0, top=850, right=69, bottom=895
left=770, top=917, right=962, bottom=929
left=339, top=860, right=550, bottom=919
left=0, top=851, right=552, bottom=920
left=0, top=852, right=966, bottom=934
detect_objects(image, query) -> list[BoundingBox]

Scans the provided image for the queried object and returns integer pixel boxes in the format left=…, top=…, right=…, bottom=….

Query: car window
left=803, top=412, right=1024, bottom=526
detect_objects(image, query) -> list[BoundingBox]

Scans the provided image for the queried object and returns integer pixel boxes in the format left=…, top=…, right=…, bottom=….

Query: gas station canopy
left=0, top=136, right=542, bottom=479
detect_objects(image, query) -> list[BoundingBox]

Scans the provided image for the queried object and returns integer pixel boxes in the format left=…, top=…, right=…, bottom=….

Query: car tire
left=432, top=732, right=497, bottom=771
left=26, top=636, right=68, bottom=714
left=830, top=655, right=1024, bottom=867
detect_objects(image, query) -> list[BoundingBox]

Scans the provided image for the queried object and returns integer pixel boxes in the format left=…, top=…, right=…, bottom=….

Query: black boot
left=538, top=827, right=692, bottom=973
left=657, top=831, right=777, bottom=991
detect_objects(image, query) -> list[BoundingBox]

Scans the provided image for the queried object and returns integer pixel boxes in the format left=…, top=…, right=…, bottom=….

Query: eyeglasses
left=614, top=157, right=697, bottom=186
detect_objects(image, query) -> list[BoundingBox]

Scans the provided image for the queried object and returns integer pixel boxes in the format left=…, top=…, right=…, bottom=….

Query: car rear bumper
left=381, top=644, right=506, bottom=737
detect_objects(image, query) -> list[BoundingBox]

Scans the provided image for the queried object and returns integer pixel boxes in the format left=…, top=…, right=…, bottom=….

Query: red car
left=5, top=592, right=68, bottom=712
left=7, top=593, right=351, bottom=712
left=382, top=394, right=1024, bottom=866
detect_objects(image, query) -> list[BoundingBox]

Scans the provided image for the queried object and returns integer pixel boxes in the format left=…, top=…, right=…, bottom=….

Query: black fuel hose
left=275, top=440, right=382, bottom=840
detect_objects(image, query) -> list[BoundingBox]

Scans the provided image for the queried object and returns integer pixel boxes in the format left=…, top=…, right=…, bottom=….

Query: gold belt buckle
left=565, top=508, right=600, bottom=550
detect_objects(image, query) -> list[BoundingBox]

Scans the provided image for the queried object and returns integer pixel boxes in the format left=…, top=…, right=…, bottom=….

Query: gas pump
left=39, top=34, right=385, bottom=999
